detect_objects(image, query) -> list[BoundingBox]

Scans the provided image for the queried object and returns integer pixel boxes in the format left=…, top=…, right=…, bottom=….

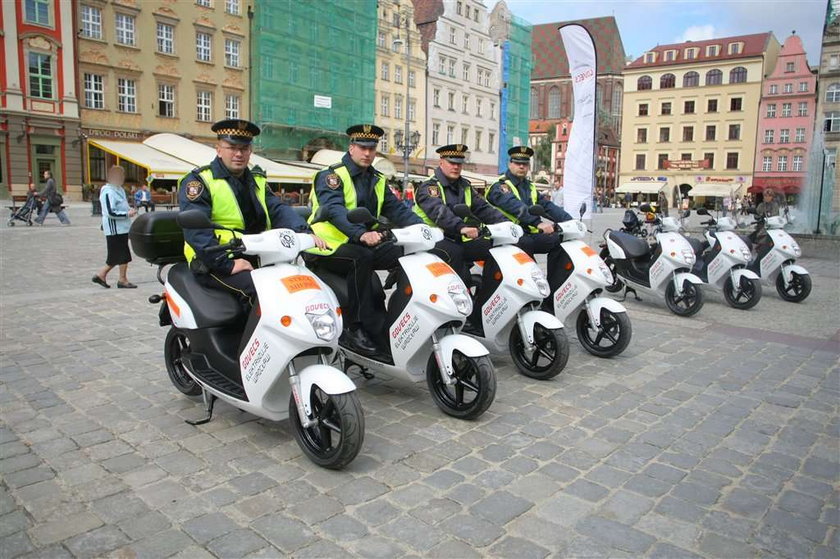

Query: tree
left=534, top=124, right=556, bottom=172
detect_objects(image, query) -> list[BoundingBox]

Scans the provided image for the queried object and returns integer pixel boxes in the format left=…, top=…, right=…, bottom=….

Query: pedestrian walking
left=624, top=191, right=632, bottom=208
left=34, top=170, right=71, bottom=225
left=657, top=191, right=669, bottom=217
left=92, top=166, right=137, bottom=289
left=551, top=176, right=564, bottom=208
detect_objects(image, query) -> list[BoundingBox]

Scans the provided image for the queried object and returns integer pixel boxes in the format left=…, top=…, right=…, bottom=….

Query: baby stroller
left=8, top=192, right=42, bottom=226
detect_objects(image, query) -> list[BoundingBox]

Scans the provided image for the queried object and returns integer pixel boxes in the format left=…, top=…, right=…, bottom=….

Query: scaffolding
left=251, top=0, right=377, bottom=161
left=498, top=15, right=533, bottom=172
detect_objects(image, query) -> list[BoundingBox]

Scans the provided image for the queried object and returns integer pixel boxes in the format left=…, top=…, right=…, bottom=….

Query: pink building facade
left=752, top=34, right=817, bottom=199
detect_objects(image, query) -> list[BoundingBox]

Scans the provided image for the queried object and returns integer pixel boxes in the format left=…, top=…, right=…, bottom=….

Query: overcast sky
left=506, top=0, right=827, bottom=66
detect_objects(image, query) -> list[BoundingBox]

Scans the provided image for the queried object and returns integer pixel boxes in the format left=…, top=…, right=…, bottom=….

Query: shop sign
left=83, top=128, right=143, bottom=140
left=694, top=175, right=747, bottom=183
left=630, top=176, right=668, bottom=182
left=664, top=159, right=710, bottom=170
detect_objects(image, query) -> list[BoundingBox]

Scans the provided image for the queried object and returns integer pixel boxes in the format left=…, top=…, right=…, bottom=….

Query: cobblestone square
left=1, top=207, right=838, bottom=557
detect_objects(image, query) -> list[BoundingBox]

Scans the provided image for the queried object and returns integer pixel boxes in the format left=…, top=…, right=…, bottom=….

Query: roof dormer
left=706, top=44, right=720, bottom=57
left=727, top=42, right=744, bottom=55
left=644, top=52, right=656, bottom=64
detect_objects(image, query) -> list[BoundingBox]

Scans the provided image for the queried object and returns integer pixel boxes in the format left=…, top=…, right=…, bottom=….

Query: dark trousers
left=517, top=233, right=565, bottom=289
left=137, top=201, right=155, bottom=212
left=196, top=270, right=258, bottom=309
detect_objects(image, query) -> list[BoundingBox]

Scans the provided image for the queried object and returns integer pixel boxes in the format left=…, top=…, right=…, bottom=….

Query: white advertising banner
left=559, top=24, right=597, bottom=220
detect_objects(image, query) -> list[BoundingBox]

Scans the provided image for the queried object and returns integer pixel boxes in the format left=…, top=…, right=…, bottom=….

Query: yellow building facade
left=374, top=0, right=426, bottom=176
left=76, top=0, right=249, bottom=187
left=619, top=33, right=780, bottom=207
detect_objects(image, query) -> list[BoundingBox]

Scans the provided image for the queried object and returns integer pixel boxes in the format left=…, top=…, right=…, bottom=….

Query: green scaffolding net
left=251, top=0, right=377, bottom=161
left=500, top=15, right=532, bottom=170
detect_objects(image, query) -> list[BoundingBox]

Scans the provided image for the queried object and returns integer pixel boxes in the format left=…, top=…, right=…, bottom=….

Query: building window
left=394, top=65, right=403, bottom=84
left=730, top=97, right=742, bottom=111
left=779, top=129, right=789, bottom=144
left=196, top=32, right=212, bottom=61
left=728, top=42, right=742, bottom=55
left=661, top=102, right=672, bottom=115
left=438, top=56, right=445, bottom=75
left=488, top=132, right=495, bottom=153
left=635, top=154, right=646, bottom=170
left=797, top=102, right=808, bottom=117
left=476, top=98, right=482, bottom=117
left=706, top=69, right=722, bottom=85
left=446, top=125, right=454, bottom=144
left=764, top=129, right=774, bottom=143
left=81, top=5, right=103, bottom=39
left=781, top=103, right=791, bottom=117
left=704, top=152, right=715, bottom=169
left=769, top=84, right=778, bottom=94
left=777, top=155, right=787, bottom=172
left=683, top=71, right=699, bottom=87
left=831, top=55, right=840, bottom=69
left=158, top=84, right=175, bottom=117
left=707, top=99, right=718, bottom=113
left=381, top=62, right=389, bottom=81
left=762, top=156, right=772, bottom=172
left=794, top=127, right=805, bottom=143
left=380, top=132, right=388, bottom=152
left=637, top=128, right=648, bottom=143
left=196, top=0, right=211, bottom=6
left=644, top=52, right=655, bottom=64
left=225, top=94, right=240, bottom=118
left=156, top=23, right=175, bottom=54
left=783, top=83, right=793, bottom=94
left=394, top=96, right=403, bottom=119
left=432, top=123, right=440, bottom=145
left=792, top=155, right=803, bottom=172
left=377, top=31, right=385, bottom=48
left=449, top=25, right=456, bottom=44
left=705, top=125, right=716, bottom=141
left=117, top=78, right=136, bottom=113
left=380, top=94, right=390, bottom=116
left=224, top=39, right=240, bottom=67
left=464, top=33, right=470, bottom=50
left=660, top=73, right=676, bottom=89
left=684, top=48, right=696, bottom=60
left=657, top=154, right=668, bottom=169
left=729, top=67, right=747, bottom=84
left=826, top=83, right=840, bottom=103
left=784, top=61, right=794, bottom=73
left=448, top=59, right=456, bottom=78
left=728, top=124, right=740, bottom=141
left=530, top=88, right=539, bottom=118
left=457, top=1, right=462, bottom=15
left=766, top=103, right=776, bottom=118
left=27, top=52, right=53, bottom=99
left=682, top=126, right=694, bottom=142
left=433, top=88, right=440, bottom=108
left=465, top=5, right=470, bottom=18
left=548, top=87, right=561, bottom=118
left=681, top=153, right=692, bottom=161
left=474, top=130, right=482, bottom=151
left=24, top=0, right=50, bottom=25
left=825, top=112, right=840, bottom=132
left=196, top=91, right=212, bottom=121
left=659, top=127, right=670, bottom=142
left=408, top=99, right=416, bottom=121
left=478, top=39, right=485, bottom=54
left=637, top=76, right=652, bottom=90
left=706, top=45, right=719, bottom=56
left=115, top=13, right=136, bottom=46
left=684, top=100, right=695, bottom=114
left=462, top=63, right=470, bottom=81
left=408, top=70, right=416, bottom=88
left=462, top=94, right=469, bottom=114
left=448, top=91, right=455, bottom=111
left=225, top=0, right=240, bottom=15
left=638, top=103, right=649, bottom=116
left=798, top=81, right=808, bottom=92
left=490, top=102, right=495, bottom=119
left=83, top=73, right=104, bottom=109
left=726, top=152, right=739, bottom=169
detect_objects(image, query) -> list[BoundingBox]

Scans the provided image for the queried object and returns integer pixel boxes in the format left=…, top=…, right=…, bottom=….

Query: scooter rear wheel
left=289, top=387, right=364, bottom=470
left=724, top=276, right=762, bottom=310
left=509, top=324, right=569, bottom=379
left=576, top=308, right=632, bottom=358
left=164, top=328, right=202, bottom=396
left=664, top=280, right=704, bottom=317
left=775, top=271, right=811, bottom=303
left=426, top=352, right=496, bottom=420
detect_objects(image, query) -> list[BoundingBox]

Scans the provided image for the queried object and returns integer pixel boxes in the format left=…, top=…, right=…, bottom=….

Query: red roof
left=531, top=17, right=627, bottom=79
left=626, top=32, right=772, bottom=70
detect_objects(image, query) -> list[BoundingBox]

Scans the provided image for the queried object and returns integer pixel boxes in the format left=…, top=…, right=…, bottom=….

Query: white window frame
left=779, top=129, right=790, bottom=144
left=225, top=94, right=240, bottom=118
left=225, top=0, right=240, bottom=15
left=394, top=65, right=402, bottom=84
left=380, top=94, right=389, bottom=117
left=83, top=73, right=104, bottom=109
left=792, top=155, right=803, bottom=172
left=81, top=5, right=103, bottom=39
left=438, top=56, right=446, bottom=75
left=196, top=0, right=211, bottom=7
left=826, top=84, right=840, bottom=103
left=196, top=32, right=212, bottom=62
left=394, top=95, right=403, bottom=119
left=706, top=45, right=719, bottom=56
left=27, top=52, right=53, bottom=99
left=762, top=156, right=772, bottom=172
left=488, top=132, right=495, bottom=153
left=408, top=70, right=415, bottom=88
left=462, top=63, right=470, bottom=81
left=115, top=13, right=136, bottom=46
left=117, top=77, right=136, bottom=113
left=783, top=83, right=793, bottom=94
left=158, top=83, right=175, bottom=117
left=446, top=125, right=454, bottom=145
left=432, top=123, right=440, bottom=145
left=764, top=129, right=774, bottom=143
left=777, top=155, right=787, bottom=172
left=224, top=38, right=241, bottom=68
left=781, top=103, right=792, bottom=117
left=474, top=130, right=482, bottom=152
left=196, top=90, right=212, bottom=122
left=769, top=84, right=778, bottom=95
left=156, top=22, right=175, bottom=54
left=408, top=98, right=416, bottom=121
left=798, top=82, right=808, bottom=92
left=798, top=102, right=808, bottom=117
left=794, top=127, right=805, bottom=143
left=766, top=104, right=776, bottom=118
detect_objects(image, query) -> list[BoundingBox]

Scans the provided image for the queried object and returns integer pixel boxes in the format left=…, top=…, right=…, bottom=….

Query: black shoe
left=117, top=281, right=138, bottom=289
left=342, top=328, right=378, bottom=356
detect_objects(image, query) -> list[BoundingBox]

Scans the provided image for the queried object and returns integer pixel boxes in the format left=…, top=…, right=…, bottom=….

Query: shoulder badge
left=185, top=179, right=204, bottom=201
left=500, top=183, right=511, bottom=194
left=325, top=173, right=341, bottom=190
left=428, top=185, right=440, bottom=198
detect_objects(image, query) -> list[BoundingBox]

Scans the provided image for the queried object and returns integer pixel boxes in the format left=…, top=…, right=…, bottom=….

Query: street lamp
left=392, top=6, right=418, bottom=192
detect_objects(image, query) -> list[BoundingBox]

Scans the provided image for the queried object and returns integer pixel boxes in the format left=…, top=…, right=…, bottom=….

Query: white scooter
left=311, top=208, right=496, bottom=420
left=453, top=205, right=568, bottom=380
left=745, top=208, right=811, bottom=302
left=688, top=208, right=762, bottom=309
left=129, top=210, right=364, bottom=469
left=530, top=204, right=632, bottom=358
left=600, top=204, right=705, bottom=317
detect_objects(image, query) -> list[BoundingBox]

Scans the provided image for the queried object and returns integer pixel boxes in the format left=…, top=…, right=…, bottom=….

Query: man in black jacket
left=35, top=170, right=71, bottom=225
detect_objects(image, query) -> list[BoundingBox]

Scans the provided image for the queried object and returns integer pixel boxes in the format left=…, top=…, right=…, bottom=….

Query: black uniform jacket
left=487, top=170, right=573, bottom=227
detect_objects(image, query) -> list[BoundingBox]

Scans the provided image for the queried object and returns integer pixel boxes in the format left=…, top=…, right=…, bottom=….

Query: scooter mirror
left=453, top=204, right=472, bottom=219
left=579, top=202, right=587, bottom=217
left=528, top=205, right=548, bottom=217
left=177, top=209, right=216, bottom=230
left=638, top=203, right=652, bottom=213
left=696, top=207, right=709, bottom=216
left=347, top=207, right=375, bottom=225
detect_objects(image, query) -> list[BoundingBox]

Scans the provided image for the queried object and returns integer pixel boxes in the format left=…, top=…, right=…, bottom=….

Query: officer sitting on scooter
left=304, top=124, right=461, bottom=357
left=487, top=146, right=573, bottom=298
left=179, top=119, right=327, bottom=308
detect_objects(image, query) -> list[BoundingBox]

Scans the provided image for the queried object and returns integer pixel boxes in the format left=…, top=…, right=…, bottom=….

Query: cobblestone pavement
left=1, top=206, right=838, bottom=558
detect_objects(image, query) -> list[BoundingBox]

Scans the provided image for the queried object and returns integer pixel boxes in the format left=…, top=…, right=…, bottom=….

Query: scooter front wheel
left=775, top=271, right=811, bottom=303
left=724, top=276, right=762, bottom=310
left=289, top=387, right=364, bottom=470
left=426, top=352, right=496, bottom=420
left=164, top=328, right=202, bottom=396
left=664, top=280, right=704, bottom=317
left=509, top=324, right=569, bottom=379
left=576, top=308, right=632, bottom=358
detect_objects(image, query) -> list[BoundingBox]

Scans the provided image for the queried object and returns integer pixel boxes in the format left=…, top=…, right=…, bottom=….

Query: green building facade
left=251, top=0, right=377, bottom=160
left=498, top=14, right=533, bottom=171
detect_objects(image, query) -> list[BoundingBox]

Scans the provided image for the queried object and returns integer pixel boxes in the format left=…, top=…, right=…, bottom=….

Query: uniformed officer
left=179, top=119, right=326, bottom=307
left=487, top=146, right=572, bottom=294
left=304, top=124, right=460, bottom=356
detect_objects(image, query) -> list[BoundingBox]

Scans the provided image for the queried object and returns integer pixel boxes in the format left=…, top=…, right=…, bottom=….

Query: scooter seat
left=167, top=263, right=243, bottom=327
left=685, top=236, right=707, bottom=256
left=608, top=231, right=651, bottom=259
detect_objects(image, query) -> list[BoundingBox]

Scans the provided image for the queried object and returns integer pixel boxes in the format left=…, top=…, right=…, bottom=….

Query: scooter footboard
left=519, top=310, right=564, bottom=344
left=436, top=334, right=489, bottom=375
left=298, top=364, right=356, bottom=398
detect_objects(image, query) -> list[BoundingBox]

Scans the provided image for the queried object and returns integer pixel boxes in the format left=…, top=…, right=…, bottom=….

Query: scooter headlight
left=791, top=243, right=801, bottom=257
left=447, top=282, right=472, bottom=316
left=306, top=309, right=338, bottom=342
left=531, top=269, right=551, bottom=298
left=740, top=247, right=753, bottom=261
left=598, top=261, right=614, bottom=284
left=681, top=249, right=696, bottom=266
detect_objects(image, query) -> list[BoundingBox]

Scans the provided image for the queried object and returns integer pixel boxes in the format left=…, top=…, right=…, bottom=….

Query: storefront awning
left=617, top=181, right=667, bottom=194
left=143, top=133, right=313, bottom=183
left=749, top=178, right=801, bottom=194
left=310, top=149, right=397, bottom=178
left=89, top=139, right=193, bottom=181
left=691, top=183, right=744, bottom=197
